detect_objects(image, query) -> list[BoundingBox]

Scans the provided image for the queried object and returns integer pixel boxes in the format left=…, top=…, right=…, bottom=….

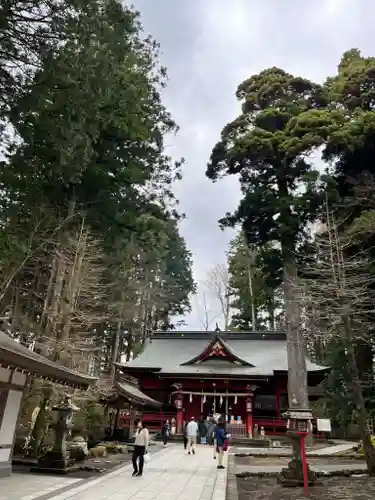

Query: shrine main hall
left=116, top=330, right=329, bottom=437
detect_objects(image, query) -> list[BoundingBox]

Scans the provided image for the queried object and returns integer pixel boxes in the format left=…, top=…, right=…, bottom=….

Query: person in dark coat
left=198, top=418, right=208, bottom=444
left=162, top=420, right=170, bottom=446
left=207, top=417, right=216, bottom=446
left=183, top=420, right=188, bottom=450
left=214, top=419, right=227, bottom=469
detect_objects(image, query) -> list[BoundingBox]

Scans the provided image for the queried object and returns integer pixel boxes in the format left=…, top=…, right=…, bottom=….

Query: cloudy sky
left=130, top=0, right=373, bottom=329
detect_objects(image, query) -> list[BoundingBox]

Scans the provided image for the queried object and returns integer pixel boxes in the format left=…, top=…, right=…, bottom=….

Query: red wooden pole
left=300, top=435, right=308, bottom=497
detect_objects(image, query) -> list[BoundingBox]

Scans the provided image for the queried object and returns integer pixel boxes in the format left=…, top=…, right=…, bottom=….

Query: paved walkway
left=1, top=445, right=228, bottom=500
left=311, top=442, right=357, bottom=456
left=0, top=473, right=80, bottom=500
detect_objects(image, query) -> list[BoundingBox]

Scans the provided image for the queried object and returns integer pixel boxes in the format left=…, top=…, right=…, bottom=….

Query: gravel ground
left=234, top=455, right=364, bottom=468
left=236, top=476, right=374, bottom=500
left=12, top=452, right=133, bottom=479
left=13, top=443, right=163, bottom=479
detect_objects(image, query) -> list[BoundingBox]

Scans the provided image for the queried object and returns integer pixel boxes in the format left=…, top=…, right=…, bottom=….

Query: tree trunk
left=267, top=298, right=275, bottom=330
left=111, top=320, right=122, bottom=383
left=278, top=253, right=315, bottom=486
left=283, top=258, right=308, bottom=410
left=355, top=341, right=373, bottom=402
left=247, top=257, right=257, bottom=330
left=29, top=385, right=54, bottom=457
left=345, top=317, right=375, bottom=475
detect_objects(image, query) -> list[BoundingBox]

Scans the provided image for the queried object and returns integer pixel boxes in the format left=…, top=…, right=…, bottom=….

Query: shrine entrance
left=202, top=396, right=226, bottom=417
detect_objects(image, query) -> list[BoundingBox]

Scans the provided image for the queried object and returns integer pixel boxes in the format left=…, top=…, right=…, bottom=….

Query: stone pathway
left=310, top=442, right=357, bottom=456
left=1, top=445, right=228, bottom=500
left=0, top=473, right=80, bottom=500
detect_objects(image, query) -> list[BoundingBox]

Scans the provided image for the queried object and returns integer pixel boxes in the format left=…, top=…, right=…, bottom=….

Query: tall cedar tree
left=1, top=1, right=180, bottom=240
left=207, top=68, right=332, bottom=480
left=207, top=68, right=328, bottom=410
left=322, top=50, right=375, bottom=407
left=0, top=1, right=195, bottom=349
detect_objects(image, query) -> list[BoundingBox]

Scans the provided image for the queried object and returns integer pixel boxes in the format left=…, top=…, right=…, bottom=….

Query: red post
left=300, top=434, right=308, bottom=497
left=246, top=413, right=253, bottom=438
left=176, top=408, right=183, bottom=434
left=246, top=395, right=253, bottom=437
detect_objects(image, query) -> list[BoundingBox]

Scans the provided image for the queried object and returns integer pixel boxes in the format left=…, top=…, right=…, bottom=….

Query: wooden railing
left=227, top=424, right=247, bottom=437
left=118, top=411, right=176, bottom=432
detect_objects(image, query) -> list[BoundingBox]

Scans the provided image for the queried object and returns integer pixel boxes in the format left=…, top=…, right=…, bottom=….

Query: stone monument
left=36, top=395, right=79, bottom=473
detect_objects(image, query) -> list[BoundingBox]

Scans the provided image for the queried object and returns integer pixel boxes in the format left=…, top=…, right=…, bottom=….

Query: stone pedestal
left=37, top=449, right=71, bottom=472
left=34, top=396, right=79, bottom=474
left=278, top=433, right=317, bottom=486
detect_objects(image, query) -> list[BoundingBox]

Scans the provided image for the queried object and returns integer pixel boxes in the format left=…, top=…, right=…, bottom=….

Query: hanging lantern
left=234, top=395, right=238, bottom=405
left=175, top=394, right=183, bottom=410
left=246, top=397, right=252, bottom=413
left=189, top=393, right=193, bottom=404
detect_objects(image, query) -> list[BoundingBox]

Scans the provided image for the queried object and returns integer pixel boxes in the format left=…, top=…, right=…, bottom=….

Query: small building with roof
left=98, top=375, right=162, bottom=441
left=0, top=331, right=96, bottom=477
left=116, top=330, right=329, bottom=438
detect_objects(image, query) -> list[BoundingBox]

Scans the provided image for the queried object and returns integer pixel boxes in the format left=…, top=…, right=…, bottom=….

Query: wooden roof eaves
left=0, top=344, right=97, bottom=390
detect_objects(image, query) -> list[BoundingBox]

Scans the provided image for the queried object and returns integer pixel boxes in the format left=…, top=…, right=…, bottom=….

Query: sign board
left=316, top=418, right=331, bottom=432
left=288, top=410, right=313, bottom=420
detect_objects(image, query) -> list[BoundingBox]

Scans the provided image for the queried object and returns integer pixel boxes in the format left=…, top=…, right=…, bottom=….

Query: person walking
left=132, top=420, right=149, bottom=477
left=208, top=417, right=218, bottom=459
left=207, top=417, right=216, bottom=445
left=214, top=419, right=227, bottom=469
left=198, top=417, right=208, bottom=444
left=183, top=420, right=188, bottom=450
left=162, top=420, right=170, bottom=446
left=186, top=416, right=198, bottom=455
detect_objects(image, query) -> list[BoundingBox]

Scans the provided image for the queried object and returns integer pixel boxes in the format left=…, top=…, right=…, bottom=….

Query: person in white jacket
left=132, top=420, right=149, bottom=477
left=186, top=416, right=199, bottom=455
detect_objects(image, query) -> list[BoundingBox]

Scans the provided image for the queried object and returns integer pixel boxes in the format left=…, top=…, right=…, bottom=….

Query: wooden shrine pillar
left=246, top=394, right=253, bottom=438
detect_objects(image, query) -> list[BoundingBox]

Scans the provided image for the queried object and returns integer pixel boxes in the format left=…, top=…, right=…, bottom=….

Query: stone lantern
left=278, top=408, right=317, bottom=487
left=37, top=395, right=79, bottom=472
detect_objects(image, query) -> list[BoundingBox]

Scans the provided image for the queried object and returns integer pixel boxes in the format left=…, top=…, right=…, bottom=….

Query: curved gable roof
left=118, top=331, right=329, bottom=377
left=181, top=334, right=253, bottom=366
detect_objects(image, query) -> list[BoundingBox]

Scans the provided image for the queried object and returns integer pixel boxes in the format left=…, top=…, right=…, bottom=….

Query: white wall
left=0, top=367, right=10, bottom=383
left=0, top=390, right=23, bottom=455
left=0, top=369, right=27, bottom=476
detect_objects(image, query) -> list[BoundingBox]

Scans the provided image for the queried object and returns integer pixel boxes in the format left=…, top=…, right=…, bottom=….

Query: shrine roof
left=115, top=381, right=162, bottom=407
left=0, top=331, right=97, bottom=389
left=117, top=331, right=329, bottom=377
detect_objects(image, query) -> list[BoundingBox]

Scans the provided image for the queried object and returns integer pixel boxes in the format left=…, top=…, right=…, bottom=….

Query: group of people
left=131, top=415, right=229, bottom=477
left=183, top=416, right=229, bottom=469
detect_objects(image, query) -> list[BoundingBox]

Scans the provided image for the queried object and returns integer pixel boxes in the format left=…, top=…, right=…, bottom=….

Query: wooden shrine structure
left=99, top=376, right=162, bottom=441
left=116, top=330, right=329, bottom=438
left=0, top=331, right=96, bottom=477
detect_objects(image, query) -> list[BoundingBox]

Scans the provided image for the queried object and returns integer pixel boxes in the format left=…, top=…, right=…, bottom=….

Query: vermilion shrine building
left=116, top=330, right=329, bottom=438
